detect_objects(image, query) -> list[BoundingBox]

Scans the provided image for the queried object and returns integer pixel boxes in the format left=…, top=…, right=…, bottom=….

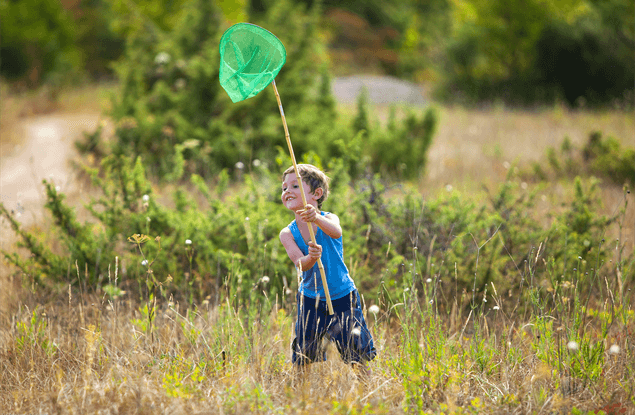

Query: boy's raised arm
left=299, top=205, right=342, bottom=239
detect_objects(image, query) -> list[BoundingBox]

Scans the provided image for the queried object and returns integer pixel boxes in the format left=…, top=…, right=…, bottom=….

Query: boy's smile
left=281, top=173, right=318, bottom=211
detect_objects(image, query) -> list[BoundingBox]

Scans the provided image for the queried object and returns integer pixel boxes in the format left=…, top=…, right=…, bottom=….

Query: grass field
left=1, top=84, right=634, bottom=414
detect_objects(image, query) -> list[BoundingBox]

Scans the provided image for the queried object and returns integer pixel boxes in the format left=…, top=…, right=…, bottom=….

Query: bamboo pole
left=272, top=80, right=334, bottom=315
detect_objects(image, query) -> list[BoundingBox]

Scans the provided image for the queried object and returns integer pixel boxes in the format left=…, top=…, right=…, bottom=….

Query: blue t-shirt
left=287, top=212, right=356, bottom=300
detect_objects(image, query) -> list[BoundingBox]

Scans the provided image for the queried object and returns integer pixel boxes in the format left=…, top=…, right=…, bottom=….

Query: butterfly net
left=219, top=23, right=287, bottom=103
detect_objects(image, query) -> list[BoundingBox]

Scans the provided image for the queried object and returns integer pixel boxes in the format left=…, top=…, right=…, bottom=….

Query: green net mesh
left=219, top=23, right=287, bottom=103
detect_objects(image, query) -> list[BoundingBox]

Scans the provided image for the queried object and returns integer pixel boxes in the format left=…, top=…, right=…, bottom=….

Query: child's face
left=281, top=173, right=320, bottom=211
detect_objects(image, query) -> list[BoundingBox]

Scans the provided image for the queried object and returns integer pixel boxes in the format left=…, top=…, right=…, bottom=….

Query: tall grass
left=1, top=227, right=633, bottom=413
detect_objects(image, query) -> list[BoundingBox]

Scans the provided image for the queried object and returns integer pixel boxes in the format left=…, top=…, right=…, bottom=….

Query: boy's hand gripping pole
left=272, top=80, right=334, bottom=315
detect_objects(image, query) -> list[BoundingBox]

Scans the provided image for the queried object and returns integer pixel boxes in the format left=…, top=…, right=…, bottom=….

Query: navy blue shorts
left=292, top=290, right=376, bottom=365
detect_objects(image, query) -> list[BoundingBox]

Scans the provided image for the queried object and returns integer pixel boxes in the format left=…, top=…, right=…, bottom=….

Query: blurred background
left=2, top=0, right=633, bottom=107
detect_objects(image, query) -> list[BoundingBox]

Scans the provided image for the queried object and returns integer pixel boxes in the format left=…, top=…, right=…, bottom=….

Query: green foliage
left=3, top=143, right=630, bottom=313
left=15, top=308, right=56, bottom=356
left=97, top=0, right=331, bottom=180
left=440, top=0, right=634, bottom=106
left=0, top=0, right=83, bottom=85
left=71, top=0, right=440, bottom=183
left=527, top=132, right=635, bottom=188
left=583, top=132, right=635, bottom=187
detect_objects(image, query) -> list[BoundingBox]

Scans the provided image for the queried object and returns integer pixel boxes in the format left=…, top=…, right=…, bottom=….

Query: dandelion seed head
left=141, top=260, right=148, bottom=266
left=369, top=305, right=380, bottom=315
left=185, top=239, right=192, bottom=245
left=445, top=184, right=453, bottom=192
left=351, top=327, right=362, bottom=336
left=142, top=194, right=150, bottom=202
left=253, top=159, right=261, bottom=167
left=155, top=52, right=171, bottom=65
left=609, top=344, right=620, bottom=355
left=261, top=276, right=270, bottom=284
left=567, top=341, right=579, bottom=351
left=175, top=78, right=186, bottom=90
left=55, top=186, right=61, bottom=192
left=493, top=306, right=500, bottom=310
left=426, top=278, right=432, bottom=283
left=235, top=161, right=245, bottom=170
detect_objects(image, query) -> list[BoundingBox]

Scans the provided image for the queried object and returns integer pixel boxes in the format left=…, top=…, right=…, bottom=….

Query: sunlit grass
left=1, top=267, right=633, bottom=413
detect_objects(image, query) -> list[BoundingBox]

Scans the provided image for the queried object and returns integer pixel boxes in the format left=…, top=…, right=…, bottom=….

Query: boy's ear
left=312, top=187, right=323, bottom=199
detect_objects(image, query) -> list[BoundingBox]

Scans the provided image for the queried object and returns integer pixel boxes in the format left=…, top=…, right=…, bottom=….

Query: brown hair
left=282, top=164, right=330, bottom=209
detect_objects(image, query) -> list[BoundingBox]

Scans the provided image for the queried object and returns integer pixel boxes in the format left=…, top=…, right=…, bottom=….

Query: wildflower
left=426, top=278, right=432, bottom=283
left=261, top=276, right=270, bottom=284
left=609, top=344, right=620, bottom=355
left=429, top=300, right=434, bottom=304
left=174, top=78, right=186, bottom=90
left=493, top=306, right=500, bottom=311
left=141, top=260, right=148, bottom=267
left=142, top=194, right=150, bottom=202
left=445, top=184, right=453, bottom=192
left=185, top=239, right=192, bottom=245
left=155, top=52, right=171, bottom=65
left=567, top=341, right=579, bottom=352
left=368, top=305, right=380, bottom=315
left=351, top=327, right=362, bottom=336
left=235, top=161, right=245, bottom=170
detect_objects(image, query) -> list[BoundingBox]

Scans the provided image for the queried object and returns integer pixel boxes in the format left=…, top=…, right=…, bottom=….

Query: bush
left=77, top=0, right=439, bottom=183
left=527, top=132, right=635, bottom=188
left=2, top=154, right=631, bottom=314
left=438, top=0, right=634, bottom=107
left=0, top=0, right=83, bottom=86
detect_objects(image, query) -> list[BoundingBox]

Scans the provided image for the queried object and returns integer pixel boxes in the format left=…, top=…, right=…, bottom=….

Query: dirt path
left=0, top=113, right=101, bottom=243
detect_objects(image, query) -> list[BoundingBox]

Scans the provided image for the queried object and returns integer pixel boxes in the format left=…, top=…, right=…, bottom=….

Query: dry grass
left=0, top=277, right=633, bottom=414
left=425, top=105, right=634, bottom=191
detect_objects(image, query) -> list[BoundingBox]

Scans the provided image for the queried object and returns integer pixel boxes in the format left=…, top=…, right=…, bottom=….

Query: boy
left=279, top=164, right=376, bottom=372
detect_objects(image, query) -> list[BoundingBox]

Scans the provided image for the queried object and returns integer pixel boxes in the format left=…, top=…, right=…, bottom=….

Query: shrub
left=4, top=151, right=629, bottom=314
left=525, top=131, right=635, bottom=188
left=77, top=0, right=439, bottom=183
